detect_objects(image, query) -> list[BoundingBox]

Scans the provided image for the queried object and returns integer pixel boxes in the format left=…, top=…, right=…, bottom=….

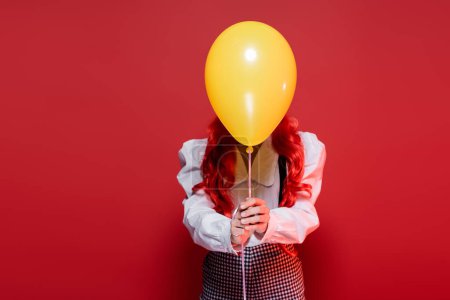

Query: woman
left=177, top=116, right=326, bottom=300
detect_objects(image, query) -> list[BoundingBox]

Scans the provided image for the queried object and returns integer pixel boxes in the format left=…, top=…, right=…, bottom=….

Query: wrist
left=254, top=222, right=269, bottom=240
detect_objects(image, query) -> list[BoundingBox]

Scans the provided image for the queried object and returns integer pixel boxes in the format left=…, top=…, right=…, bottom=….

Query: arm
left=177, top=139, right=241, bottom=254
left=260, top=132, right=327, bottom=244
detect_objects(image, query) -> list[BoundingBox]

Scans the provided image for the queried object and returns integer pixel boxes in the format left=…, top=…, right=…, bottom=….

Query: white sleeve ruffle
left=260, top=131, right=327, bottom=245
left=177, top=139, right=239, bottom=255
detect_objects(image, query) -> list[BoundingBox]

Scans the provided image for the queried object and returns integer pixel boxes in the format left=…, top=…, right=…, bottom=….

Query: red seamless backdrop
left=1, top=1, right=449, bottom=299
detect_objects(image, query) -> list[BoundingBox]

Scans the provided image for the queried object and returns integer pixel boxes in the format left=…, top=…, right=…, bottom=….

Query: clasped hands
left=230, top=197, right=270, bottom=246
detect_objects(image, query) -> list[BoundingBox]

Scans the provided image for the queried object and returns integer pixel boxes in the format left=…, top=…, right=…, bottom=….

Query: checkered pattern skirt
left=200, top=243, right=305, bottom=300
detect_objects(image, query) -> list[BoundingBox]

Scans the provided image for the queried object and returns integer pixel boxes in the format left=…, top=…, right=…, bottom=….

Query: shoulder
left=298, top=131, right=326, bottom=167
left=176, top=138, right=208, bottom=196
left=178, top=137, right=208, bottom=167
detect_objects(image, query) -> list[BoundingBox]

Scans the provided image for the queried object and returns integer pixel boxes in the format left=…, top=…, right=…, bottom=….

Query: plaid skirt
left=200, top=243, right=305, bottom=300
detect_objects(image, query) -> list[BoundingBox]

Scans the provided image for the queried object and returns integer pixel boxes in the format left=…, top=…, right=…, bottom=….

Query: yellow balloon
left=205, top=21, right=297, bottom=146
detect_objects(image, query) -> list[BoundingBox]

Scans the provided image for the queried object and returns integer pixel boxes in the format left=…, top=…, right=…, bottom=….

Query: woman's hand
left=230, top=210, right=252, bottom=246
left=239, top=197, right=270, bottom=235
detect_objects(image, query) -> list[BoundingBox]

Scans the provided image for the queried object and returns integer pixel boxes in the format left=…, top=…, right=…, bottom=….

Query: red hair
left=192, top=116, right=312, bottom=217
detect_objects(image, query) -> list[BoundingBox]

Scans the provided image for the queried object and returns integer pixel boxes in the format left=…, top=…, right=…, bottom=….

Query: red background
left=1, top=1, right=449, bottom=299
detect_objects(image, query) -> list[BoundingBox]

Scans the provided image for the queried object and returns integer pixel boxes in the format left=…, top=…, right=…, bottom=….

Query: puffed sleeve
left=260, top=131, right=326, bottom=245
left=177, top=139, right=240, bottom=255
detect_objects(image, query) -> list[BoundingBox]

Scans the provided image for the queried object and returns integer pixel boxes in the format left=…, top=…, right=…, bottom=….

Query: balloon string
left=240, top=147, right=253, bottom=300
left=248, top=147, right=252, bottom=200
left=240, top=241, right=246, bottom=300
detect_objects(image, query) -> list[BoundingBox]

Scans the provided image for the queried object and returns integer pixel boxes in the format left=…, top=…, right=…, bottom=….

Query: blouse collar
left=233, top=135, right=279, bottom=187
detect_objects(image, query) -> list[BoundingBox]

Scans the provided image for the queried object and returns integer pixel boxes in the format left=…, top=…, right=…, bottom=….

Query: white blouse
left=177, top=131, right=326, bottom=255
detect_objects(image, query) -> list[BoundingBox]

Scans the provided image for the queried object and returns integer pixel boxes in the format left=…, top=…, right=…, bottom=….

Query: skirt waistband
left=210, top=243, right=299, bottom=258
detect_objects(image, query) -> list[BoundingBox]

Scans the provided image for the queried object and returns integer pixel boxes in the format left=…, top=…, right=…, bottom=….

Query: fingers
left=240, top=197, right=266, bottom=210
left=235, top=210, right=242, bottom=220
left=243, top=223, right=268, bottom=233
left=231, top=209, right=258, bottom=235
left=231, top=218, right=249, bottom=237
left=232, top=218, right=244, bottom=228
left=239, top=198, right=269, bottom=234
left=231, top=225, right=252, bottom=245
left=231, top=198, right=270, bottom=244
left=241, top=205, right=269, bottom=218
left=231, top=226, right=245, bottom=236
left=241, top=213, right=269, bottom=225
